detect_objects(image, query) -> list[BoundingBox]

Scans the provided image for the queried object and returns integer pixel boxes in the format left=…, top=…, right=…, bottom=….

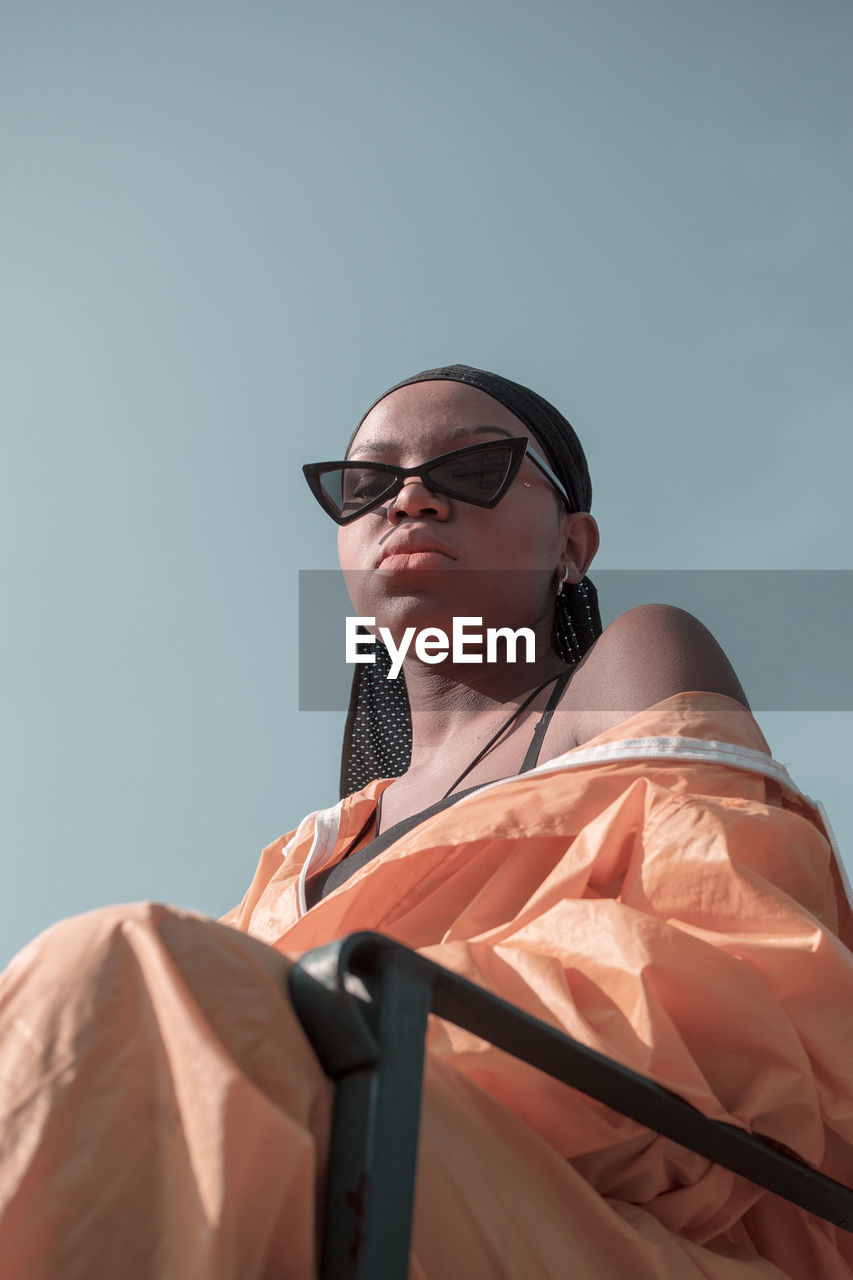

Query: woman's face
left=338, top=379, right=598, bottom=649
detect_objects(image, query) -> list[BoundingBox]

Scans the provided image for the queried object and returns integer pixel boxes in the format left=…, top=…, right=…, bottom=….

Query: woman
left=301, top=362, right=750, bottom=903
left=1, top=365, right=851, bottom=1279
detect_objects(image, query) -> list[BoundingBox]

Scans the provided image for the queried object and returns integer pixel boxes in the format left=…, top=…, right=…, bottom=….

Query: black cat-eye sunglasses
left=302, top=437, right=572, bottom=525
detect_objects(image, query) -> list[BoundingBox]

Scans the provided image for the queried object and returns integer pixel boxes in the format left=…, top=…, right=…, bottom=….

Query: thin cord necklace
left=342, top=672, right=563, bottom=856
left=437, top=672, right=563, bottom=798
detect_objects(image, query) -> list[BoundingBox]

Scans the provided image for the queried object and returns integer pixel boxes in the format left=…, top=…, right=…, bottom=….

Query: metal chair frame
left=289, top=931, right=853, bottom=1280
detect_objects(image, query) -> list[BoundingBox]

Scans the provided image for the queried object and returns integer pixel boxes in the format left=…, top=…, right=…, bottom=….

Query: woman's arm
left=566, top=603, right=749, bottom=748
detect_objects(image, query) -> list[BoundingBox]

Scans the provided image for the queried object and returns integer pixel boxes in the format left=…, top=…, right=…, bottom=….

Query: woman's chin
left=360, top=595, right=464, bottom=637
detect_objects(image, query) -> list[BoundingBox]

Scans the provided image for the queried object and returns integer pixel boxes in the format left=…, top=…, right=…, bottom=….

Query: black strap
left=520, top=666, right=574, bottom=772
left=440, top=673, right=562, bottom=799
left=306, top=781, right=489, bottom=907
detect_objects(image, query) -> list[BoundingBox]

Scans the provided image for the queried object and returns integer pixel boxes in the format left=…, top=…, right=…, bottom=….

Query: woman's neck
left=402, top=652, right=571, bottom=769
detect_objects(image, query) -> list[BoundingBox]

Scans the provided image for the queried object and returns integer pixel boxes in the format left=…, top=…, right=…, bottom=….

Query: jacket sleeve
left=418, top=779, right=853, bottom=1196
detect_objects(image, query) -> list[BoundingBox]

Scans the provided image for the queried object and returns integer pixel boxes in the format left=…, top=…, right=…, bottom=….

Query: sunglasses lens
left=318, top=467, right=397, bottom=518
left=428, top=442, right=517, bottom=503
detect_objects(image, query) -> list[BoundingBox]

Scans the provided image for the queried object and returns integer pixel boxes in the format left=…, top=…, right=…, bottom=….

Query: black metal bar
left=290, top=931, right=853, bottom=1279
left=290, top=941, right=432, bottom=1279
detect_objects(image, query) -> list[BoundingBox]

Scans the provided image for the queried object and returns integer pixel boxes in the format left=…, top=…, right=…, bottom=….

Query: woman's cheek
left=337, top=527, right=369, bottom=573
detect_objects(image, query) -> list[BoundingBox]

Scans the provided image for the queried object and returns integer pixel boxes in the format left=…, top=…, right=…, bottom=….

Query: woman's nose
left=388, top=476, right=450, bottom=521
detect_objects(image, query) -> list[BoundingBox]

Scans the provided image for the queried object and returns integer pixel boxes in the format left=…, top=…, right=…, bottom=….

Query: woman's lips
left=377, top=550, right=456, bottom=572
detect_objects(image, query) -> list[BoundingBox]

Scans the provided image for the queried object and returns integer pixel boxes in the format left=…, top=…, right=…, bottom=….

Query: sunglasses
left=302, top=437, right=573, bottom=525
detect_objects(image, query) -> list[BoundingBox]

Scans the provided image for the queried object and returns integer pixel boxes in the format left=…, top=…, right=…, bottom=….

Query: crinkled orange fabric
left=2, top=693, right=852, bottom=1278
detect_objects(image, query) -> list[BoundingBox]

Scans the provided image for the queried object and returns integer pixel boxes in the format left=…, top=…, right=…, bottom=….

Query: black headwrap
left=339, top=363, right=602, bottom=798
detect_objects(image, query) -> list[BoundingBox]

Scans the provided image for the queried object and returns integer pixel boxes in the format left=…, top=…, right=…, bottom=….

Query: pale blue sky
left=2, top=0, right=851, bottom=965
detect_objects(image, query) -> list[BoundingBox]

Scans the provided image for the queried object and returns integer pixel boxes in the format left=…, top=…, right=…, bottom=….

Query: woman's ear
left=559, top=512, right=600, bottom=583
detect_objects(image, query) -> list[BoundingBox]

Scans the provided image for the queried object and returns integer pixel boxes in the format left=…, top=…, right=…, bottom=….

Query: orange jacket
left=224, top=692, right=853, bottom=1270
left=2, top=692, right=851, bottom=1277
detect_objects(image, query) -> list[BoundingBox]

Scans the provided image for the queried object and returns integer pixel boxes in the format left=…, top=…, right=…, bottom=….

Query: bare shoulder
left=554, top=603, right=749, bottom=750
